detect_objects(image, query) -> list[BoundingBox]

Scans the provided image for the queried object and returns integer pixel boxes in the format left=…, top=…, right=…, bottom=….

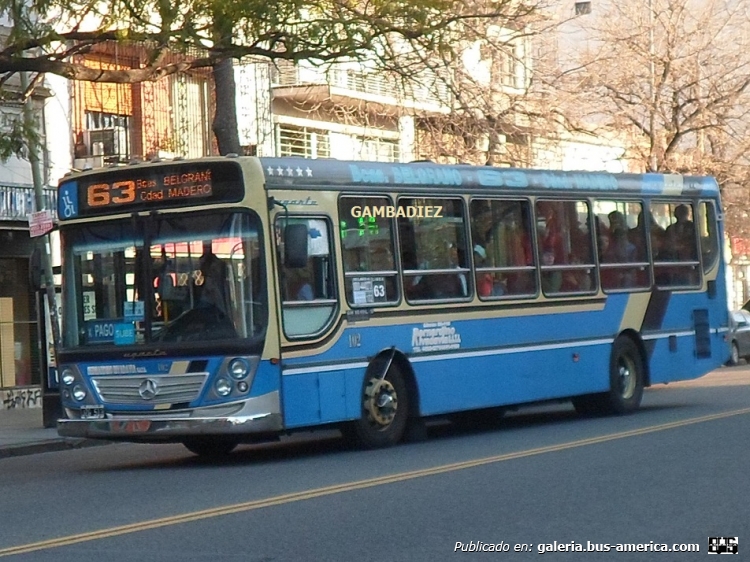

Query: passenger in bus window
left=562, top=253, right=592, bottom=292
left=198, top=247, right=229, bottom=315
left=286, top=268, right=314, bottom=301
left=628, top=211, right=648, bottom=261
left=472, top=205, right=494, bottom=248
left=541, top=251, right=562, bottom=293
left=474, top=245, right=493, bottom=297
left=666, top=204, right=697, bottom=260
left=448, top=242, right=468, bottom=296
left=608, top=227, right=637, bottom=263
left=538, top=204, right=565, bottom=265
left=608, top=210, right=626, bottom=232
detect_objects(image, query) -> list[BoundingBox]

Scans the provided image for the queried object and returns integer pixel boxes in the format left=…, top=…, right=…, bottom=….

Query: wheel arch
left=366, top=347, right=421, bottom=419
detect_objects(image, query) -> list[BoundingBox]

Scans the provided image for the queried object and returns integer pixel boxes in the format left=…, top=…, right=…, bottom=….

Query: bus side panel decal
left=640, top=290, right=671, bottom=358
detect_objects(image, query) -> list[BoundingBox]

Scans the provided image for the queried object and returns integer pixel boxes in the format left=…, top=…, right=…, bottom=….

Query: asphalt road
left=1, top=367, right=748, bottom=561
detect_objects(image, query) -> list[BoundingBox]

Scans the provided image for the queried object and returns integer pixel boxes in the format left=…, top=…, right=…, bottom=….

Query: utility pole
left=13, top=0, right=62, bottom=425
left=20, top=71, right=61, bottom=351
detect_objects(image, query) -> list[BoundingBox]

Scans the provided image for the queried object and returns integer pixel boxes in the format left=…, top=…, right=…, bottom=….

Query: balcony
left=0, top=184, right=58, bottom=222
left=270, top=64, right=452, bottom=115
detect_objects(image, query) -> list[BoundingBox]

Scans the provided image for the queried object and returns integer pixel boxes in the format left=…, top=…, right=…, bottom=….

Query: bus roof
left=260, top=157, right=719, bottom=196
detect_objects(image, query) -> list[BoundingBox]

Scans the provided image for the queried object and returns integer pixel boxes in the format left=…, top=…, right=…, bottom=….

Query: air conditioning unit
left=73, top=156, right=104, bottom=170
left=82, top=129, right=115, bottom=156
left=86, top=128, right=130, bottom=155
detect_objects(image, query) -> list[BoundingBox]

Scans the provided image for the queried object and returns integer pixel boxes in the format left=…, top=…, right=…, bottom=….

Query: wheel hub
left=364, top=378, right=398, bottom=427
left=618, top=358, right=636, bottom=399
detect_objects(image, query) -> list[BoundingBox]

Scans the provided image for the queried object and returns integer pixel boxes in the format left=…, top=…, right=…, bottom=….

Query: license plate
left=112, top=420, right=152, bottom=433
left=80, top=406, right=105, bottom=420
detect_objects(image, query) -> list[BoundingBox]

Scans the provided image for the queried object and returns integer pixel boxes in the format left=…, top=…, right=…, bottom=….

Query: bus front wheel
left=345, top=366, right=409, bottom=449
left=573, top=337, right=644, bottom=415
left=182, top=437, right=238, bottom=457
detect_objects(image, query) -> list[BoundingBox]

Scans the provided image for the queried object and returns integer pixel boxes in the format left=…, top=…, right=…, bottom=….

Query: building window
left=82, top=111, right=131, bottom=163
left=575, top=2, right=592, bottom=15
left=354, top=137, right=399, bottom=162
left=277, top=125, right=330, bottom=158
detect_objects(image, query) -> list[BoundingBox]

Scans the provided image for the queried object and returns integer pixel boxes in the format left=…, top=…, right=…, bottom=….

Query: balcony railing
left=0, top=184, right=58, bottom=222
left=271, top=63, right=452, bottom=108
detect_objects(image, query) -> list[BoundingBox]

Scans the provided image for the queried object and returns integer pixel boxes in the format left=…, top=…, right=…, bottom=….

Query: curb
left=0, top=438, right=112, bottom=459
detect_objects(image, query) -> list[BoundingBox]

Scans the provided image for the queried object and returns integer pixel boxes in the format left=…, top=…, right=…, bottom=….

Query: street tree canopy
left=0, top=0, right=540, bottom=81
left=0, top=0, right=543, bottom=155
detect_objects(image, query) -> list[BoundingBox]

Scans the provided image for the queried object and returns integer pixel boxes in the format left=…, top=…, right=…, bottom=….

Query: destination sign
left=58, top=161, right=245, bottom=218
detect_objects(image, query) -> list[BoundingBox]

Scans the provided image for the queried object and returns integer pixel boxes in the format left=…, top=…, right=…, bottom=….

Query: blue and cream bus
left=56, top=156, right=730, bottom=455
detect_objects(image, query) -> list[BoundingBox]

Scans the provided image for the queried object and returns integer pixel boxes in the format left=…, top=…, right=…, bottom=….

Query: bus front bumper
left=57, top=392, right=283, bottom=443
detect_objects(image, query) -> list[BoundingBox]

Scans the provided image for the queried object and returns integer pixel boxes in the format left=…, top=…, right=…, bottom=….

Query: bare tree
left=552, top=0, right=750, bottom=174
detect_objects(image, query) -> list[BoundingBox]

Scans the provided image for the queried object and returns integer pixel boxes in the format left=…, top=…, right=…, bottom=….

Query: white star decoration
left=266, top=164, right=314, bottom=177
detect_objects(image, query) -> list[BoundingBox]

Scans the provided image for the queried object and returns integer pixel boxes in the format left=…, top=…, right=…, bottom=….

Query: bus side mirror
left=29, top=246, right=43, bottom=291
left=284, top=224, right=308, bottom=268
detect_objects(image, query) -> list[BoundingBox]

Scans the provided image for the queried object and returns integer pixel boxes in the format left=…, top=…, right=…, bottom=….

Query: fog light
left=62, top=369, right=75, bottom=386
left=237, top=381, right=249, bottom=393
left=215, top=377, right=232, bottom=396
left=72, top=384, right=87, bottom=401
left=228, top=358, right=250, bottom=380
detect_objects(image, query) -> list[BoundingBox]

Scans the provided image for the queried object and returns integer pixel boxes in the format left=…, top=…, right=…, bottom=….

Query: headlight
left=228, top=358, right=250, bottom=380
left=61, top=369, right=75, bottom=386
left=72, top=384, right=87, bottom=401
left=215, top=377, right=232, bottom=396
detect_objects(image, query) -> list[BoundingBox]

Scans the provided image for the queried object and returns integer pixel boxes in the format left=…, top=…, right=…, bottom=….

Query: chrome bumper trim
left=57, top=391, right=283, bottom=442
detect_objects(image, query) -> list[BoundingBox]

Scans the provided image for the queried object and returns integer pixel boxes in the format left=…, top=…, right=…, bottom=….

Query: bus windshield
left=60, top=210, right=266, bottom=349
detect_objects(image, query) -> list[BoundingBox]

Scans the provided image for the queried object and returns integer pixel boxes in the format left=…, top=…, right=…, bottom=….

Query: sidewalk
left=0, top=408, right=104, bottom=459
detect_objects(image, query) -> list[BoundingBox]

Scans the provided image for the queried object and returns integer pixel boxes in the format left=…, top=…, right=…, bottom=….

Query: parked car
left=727, top=309, right=750, bottom=365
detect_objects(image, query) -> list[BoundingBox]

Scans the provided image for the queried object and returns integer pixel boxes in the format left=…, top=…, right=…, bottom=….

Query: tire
left=183, top=437, right=238, bottom=457
left=573, top=337, right=644, bottom=416
left=729, top=341, right=740, bottom=366
left=345, top=366, right=409, bottom=449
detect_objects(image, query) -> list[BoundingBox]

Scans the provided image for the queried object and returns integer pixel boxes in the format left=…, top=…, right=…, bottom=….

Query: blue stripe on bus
left=279, top=290, right=725, bottom=427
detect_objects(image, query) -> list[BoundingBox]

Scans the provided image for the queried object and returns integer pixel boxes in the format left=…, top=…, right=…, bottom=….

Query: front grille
left=91, top=373, right=208, bottom=405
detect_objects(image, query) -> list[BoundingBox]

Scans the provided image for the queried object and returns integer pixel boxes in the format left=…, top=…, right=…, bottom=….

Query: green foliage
left=0, top=0, right=537, bottom=81
left=0, top=105, right=41, bottom=163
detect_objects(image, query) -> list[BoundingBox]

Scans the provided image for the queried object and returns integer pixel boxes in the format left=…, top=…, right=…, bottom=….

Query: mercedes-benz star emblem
left=138, top=378, right=159, bottom=400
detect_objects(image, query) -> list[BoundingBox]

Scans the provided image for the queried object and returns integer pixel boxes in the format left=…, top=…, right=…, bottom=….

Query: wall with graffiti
left=2, top=386, right=42, bottom=409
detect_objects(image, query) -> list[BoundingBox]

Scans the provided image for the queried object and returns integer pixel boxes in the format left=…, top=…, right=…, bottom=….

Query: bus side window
left=469, top=198, right=536, bottom=298
left=397, top=197, right=470, bottom=302
left=536, top=200, right=596, bottom=296
left=338, top=196, right=399, bottom=306
left=651, top=201, right=701, bottom=288
left=276, top=216, right=337, bottom=338
left=698, top=201, right=719, bottom=273
left=593, top=200, right=650, bottom=292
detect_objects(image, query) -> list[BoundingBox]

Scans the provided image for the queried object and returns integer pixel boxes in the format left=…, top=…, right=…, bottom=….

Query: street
left=0, top=366, right=748, bottom=561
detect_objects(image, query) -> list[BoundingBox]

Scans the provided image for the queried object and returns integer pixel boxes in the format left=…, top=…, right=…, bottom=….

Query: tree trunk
left=212, top=58, right=242, bottom=156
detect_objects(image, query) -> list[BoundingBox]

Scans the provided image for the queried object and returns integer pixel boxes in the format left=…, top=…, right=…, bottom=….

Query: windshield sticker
left=86, top=319, right=117, bottom=343
left=351, top=276, right=387, bottom=305
left=123, top=301, right=145, bottom=322
left=114, top=323, right=136, bottom=345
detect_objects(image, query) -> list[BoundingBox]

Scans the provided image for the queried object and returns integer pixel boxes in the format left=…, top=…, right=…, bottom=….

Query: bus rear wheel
left=345, top=366, right=409, bottom=449
left=182, top=437, right=238, bottom=457
left=573, top=337, right=644, bottom=415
